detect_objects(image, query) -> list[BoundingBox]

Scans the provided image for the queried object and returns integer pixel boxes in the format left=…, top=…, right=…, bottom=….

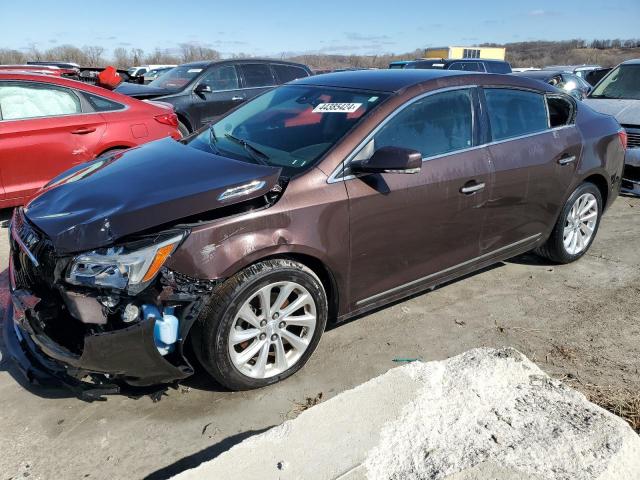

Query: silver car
left=584, top=59, right=640, bottom=195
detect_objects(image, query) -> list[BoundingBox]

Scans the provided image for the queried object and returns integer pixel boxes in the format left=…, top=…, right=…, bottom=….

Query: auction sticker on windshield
left=312, top=103, right=362, bottom=113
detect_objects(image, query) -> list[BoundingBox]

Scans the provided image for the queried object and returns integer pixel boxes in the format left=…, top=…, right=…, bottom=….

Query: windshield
left=590, top=64, right=640, bottom=100
left=187, top=84, right=388, bottom=176
left=148, top=65, right=204, bottom=91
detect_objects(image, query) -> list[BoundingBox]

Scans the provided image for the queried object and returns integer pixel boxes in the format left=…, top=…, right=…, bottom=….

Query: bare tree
left=83, top=45, right=105, bottom=66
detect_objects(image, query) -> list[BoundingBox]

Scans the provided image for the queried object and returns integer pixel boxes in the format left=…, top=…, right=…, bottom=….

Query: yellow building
left=424, top=46, right=506, bottom=60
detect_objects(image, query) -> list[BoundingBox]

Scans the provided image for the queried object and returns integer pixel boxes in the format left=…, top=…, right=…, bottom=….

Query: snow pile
left=364, top=348, right=640, bottom=479
left=172, top=348, right=640, bottom=480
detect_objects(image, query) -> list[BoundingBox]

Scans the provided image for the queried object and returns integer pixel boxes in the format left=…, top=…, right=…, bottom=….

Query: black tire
left=191, top=259, right=328, bottom=390
left=535, top=182, right=602, bottom=264
left=177, top=121, right=190, bottom=138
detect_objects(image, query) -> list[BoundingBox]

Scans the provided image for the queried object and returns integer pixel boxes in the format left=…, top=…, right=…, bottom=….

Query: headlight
left=66, top=233, right=185, bottom=294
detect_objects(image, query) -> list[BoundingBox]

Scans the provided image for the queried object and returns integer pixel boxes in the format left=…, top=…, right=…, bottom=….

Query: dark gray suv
left=115, top=59, right=312, bottom=136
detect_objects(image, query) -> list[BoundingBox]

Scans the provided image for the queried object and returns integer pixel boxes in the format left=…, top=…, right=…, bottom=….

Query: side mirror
left=194, top=84, right=212, bottom=95
left=351, top=146, right=422, bottom=174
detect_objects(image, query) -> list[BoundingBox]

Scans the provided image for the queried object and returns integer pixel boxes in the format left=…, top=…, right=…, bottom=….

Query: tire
left=96, top=148, right=126, bottom=159
left=191, top=259, right=328, bottom=390
left=177, top=121, right=190, bottom=138
left=535, top=182, right=602, bottom=264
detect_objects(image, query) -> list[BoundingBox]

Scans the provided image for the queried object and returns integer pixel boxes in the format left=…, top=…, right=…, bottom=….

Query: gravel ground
left=0, top=196, right=638, bottom=480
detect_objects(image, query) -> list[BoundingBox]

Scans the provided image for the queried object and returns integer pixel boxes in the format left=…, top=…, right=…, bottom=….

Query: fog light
left=122, top=303, right=140, bottom=323
left=100, top=296, right=118, bottom=308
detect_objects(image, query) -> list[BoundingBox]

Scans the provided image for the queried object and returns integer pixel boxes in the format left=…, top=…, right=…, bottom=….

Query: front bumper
left=621, top=149, right=640, bottom=196
left=6, top=208, right=199, bottom=394
left=9, top=287, right=193, bottom=388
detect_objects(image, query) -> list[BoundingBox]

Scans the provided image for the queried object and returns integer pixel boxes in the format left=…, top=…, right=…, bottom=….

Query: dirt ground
left=0, top=196, right=638, bottom=480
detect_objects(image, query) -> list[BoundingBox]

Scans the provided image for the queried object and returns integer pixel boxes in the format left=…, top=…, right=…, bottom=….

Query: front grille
left=11, top=209, right=57, bottom=292
left=623, top=165, right=640, bottom=183
left=623, top=125, right=640, bottom=149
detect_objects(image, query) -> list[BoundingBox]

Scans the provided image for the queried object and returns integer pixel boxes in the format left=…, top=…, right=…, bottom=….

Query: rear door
left=271, top=64, right=310, bottom=84
left=238, top=63, right=277, bottom=103
left=480, top=88, right=582, bottom=252
left=0, top=80, right=106, bottom=201
left=345, top=88, right=492, bottom=308
left=191, top=64, right=243, bottom=127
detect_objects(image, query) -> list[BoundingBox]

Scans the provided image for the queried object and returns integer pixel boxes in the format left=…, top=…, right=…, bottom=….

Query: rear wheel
left=96, top=148, right=126, bottom=159
left=535, top=182, right=602, bottom=264
left=177, top=121, right=190, bottom=138
left=191, top=259, right=328, bottom=390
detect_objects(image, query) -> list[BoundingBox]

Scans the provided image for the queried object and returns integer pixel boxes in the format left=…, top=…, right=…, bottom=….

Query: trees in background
left=0, top=39, right=638, bottom=70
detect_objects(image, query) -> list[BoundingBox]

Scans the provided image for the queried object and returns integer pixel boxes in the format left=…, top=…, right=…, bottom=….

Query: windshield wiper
left=208, top=126, right=221, bottom=154
left=224, top=133, right=270, bottom=166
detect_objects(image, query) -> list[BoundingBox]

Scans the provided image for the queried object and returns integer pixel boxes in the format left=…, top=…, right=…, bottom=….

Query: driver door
left=192, top=64, right=244, bottom=128
left=345, top=88, right=492, bottom=308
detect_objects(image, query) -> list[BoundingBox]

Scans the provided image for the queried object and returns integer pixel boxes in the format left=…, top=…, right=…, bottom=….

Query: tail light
left=618, top=129, right=628, bottom=150
left=154, top=112, right=178, bottom=128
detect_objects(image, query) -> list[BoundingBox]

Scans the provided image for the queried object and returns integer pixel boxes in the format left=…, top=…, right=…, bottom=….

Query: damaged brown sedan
left=6, top=70, right=626, bottom=394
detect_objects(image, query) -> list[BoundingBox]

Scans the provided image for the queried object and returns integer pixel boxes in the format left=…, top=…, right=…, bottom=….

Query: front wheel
left=535, top=182, right=602, bottom=264
left=191, top=259, right=328, bottom=390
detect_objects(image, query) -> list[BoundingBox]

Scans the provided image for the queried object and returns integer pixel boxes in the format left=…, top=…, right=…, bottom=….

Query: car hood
left=114, top=82, right=173, bottom=99
left=583, top=98, right=640, bottom=125
left=24, top=138, right=282, bottom=254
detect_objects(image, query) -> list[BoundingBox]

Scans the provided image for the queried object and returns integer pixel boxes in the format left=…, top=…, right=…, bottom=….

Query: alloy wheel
left=563, top=192, right=598, bottom=255
left=228, top=281, right=317, bottom=379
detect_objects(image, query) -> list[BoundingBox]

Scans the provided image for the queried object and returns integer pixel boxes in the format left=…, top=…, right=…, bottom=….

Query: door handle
left=460, top=181, right=486, bottom=194
left=71, top=127, right=96, bottom=135
left=558, top=155, right=576, bottom=165
left=231, top=96, right=244, bottom=101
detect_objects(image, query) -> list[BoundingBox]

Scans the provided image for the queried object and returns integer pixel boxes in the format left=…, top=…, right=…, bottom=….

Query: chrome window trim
left=0, top=80, right=83, bottom=122
left=327, top=85, right=479, bottom=184
left=356, top=233, right=542, bottom=306
left=0, top=80, right=130, bottom=122
left=327, top=85, right=576, bottom=184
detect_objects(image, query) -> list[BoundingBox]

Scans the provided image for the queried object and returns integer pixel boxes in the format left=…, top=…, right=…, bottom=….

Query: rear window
left=485, top=62, right=512, bottom=74
left=448, top=62, right=484, bottom=72
left=84, top=93, right=126, bottom=112
left=0, top=82, right=82, bottom=120
left=484, top=88, right=548, bottom=141
left=240, top=64, right=276, bottom=88
left=272, top=64, right=309, bottom=83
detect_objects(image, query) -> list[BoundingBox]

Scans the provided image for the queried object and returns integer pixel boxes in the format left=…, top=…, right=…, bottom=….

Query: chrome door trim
left=460, top=182, right=486, bottom=194
left=558, top=155, right=576, bottom=165
left=355, top=233, right=542, bottom=306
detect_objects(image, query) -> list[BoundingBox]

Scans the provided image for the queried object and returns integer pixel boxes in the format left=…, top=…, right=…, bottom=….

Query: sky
left=2, top=0, right=639, bottom=57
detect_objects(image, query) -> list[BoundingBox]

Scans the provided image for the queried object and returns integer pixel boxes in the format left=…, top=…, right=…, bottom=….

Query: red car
left=0, top=71, right=180, bottom=208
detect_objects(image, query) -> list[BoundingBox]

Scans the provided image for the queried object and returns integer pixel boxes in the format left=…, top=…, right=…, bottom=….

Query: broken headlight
left=66, top=233, right=185, bottom=294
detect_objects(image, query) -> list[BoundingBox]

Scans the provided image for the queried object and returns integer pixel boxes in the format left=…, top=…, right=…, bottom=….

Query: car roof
left=621, top=59, right=640, bottom=65
left=513, top=70, right=560, bottom=80
left=296, top=69, right=479, bottom=93
left=179, top=58, right=310, bottom=69
left=0, top=71, right=137, bottom=100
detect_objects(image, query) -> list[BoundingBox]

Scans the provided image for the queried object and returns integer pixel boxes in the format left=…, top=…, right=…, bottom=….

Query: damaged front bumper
left=8, top=287, right=193, bottom=388
left=6, top=209, right=215, bottom=397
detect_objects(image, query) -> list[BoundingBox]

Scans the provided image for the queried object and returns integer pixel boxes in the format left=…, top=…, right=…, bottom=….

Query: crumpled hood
left=24, top=138, right=281, bottom=254
left=583, top=98, right=640, bottom=125
left=114, top=82, right=173, bottom=99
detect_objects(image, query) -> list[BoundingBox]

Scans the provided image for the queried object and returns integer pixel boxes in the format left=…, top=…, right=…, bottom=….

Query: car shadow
left=143, top=427, right=273, bottom=480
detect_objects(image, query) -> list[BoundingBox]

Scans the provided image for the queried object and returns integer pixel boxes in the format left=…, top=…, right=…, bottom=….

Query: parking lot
left=0, top=194, right=637, bottom=479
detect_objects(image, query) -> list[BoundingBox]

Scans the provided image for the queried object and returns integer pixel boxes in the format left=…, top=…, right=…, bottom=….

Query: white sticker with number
left=312, top=103, right=362, bottom=113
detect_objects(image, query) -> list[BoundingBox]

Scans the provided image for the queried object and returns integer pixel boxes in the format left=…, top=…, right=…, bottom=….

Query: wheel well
left=583, top=174, right=608, bottom=206
left=96, top=146, right=130, bottom=158
left=257, top=253, right=340, bottom=323
left=175, top=113, right=192, bottom=132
